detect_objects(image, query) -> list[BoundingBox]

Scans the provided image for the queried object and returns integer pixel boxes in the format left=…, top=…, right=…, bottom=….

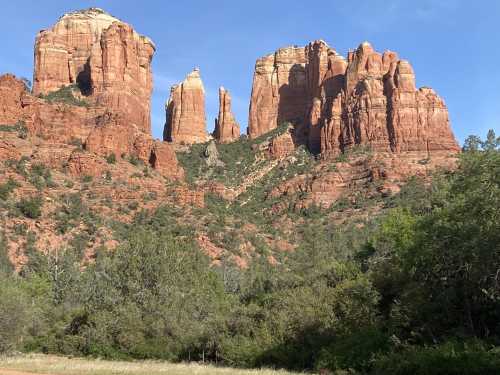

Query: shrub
left=0, top=277, right=30, bottom=353
left=128, top=201, right=139, bottom=211
left=105, top=170, right=112, bottom=181
left=69, top=138, right=83, bottom=149
left=81, top=175, right=93, bottom=183
left=0, top=120, right=28, bottom=138
left=371, top=342, right=500, bottom=375
left=17, top=196, right=43, bottom=219
left=0, top=178, right=20, bottom=200
left=128, top=155, right=143, bottom=166
left=39, top=85, right=89, bottom=107
left=106, top=153, right=117, bottom=164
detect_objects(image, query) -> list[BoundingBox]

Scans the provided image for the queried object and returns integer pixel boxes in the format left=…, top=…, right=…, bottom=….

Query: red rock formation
left=248, top=40, right=459, bottom=157
left=0, top=74, right=183, bottom=180
left=387, top=61, right=458, bottom=154
left=248, top=46, right=307, bottom=139
left=0, top=73, right=104, bottom=143
left=0, top=140, right=21, bottom=161
left=67, top=150, right=107, bottom=177
left=33, top=8, right=155, bottom=134
left=268, top=131, right=295, bottom=159
left=0, top=9, right=184, bottom=181
left=89, top=21, right=155, bottom=134
left=33, top=8, right=118, bottom=95
left=0, top=74, right=27, bottom=125
left=172, top=185, right=205, bottom=207
left=214, top=87, right=240, bottom=143
left=149, top=142, right=185, bottom=180
left=163, top=68, right=208, bottom=144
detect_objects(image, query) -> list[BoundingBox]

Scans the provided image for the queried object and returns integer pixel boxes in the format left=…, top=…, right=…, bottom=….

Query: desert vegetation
left=0, top=131, right=499, bottom=375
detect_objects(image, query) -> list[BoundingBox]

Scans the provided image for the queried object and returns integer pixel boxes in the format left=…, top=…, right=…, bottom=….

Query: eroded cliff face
left=0, top=74, right=184, bottom=180
left=214, top=87, right=240, bottom=143
left=163, top=68, right=209, bottom=144
left=248, top=47, right=308, bottom=139
left=33, top=7, right=155, bottom=134
left=248, top=40, right=460, bottom=157
left=2, top=9, right=182, bottom=180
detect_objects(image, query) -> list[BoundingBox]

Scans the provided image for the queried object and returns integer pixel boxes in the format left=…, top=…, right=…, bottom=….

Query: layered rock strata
left=33, top=7, right=155, bottom=134
left=16, top=9, right=184, bottom=180
left=0, top=74, right=182, bottom=180
left=163, top=68, right=209, bottom=144
left=248, top=40, right=459, bottom=156
left=214, top=87, right=240, bottom=143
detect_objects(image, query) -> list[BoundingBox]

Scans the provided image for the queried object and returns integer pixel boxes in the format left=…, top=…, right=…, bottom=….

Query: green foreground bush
left=0, top=131, right=498, bottom=374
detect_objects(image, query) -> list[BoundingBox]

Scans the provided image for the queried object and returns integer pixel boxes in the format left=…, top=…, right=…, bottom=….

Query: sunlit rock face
left=33, top=7, right=155, bottom=134
left=2, top=8, right=183, bottom=180
left=214, top=87, right=240, bottom=143
left=163, top=68, right=209, bottom=144
left=248, top=40, right=459, bottom=157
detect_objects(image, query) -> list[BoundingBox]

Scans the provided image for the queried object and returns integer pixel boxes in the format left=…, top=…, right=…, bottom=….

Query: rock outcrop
left=1, top=74, right=104, bottom=144
left=248, top=47, right=307, bottom=139
left=214, top=87, right=240, bottom=143
left=14, top=9, right=185, bottom=180
left=248, top=40, right=459, bottom=157
left=163, top=68, right=208, bottom=144
left=33, top=8, right=155, bottom=134
left=0, top=73, right=183, bottom=180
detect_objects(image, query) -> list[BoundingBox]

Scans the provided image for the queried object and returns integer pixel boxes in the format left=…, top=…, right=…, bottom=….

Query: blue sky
left=1, top=0, right=498, bottom=143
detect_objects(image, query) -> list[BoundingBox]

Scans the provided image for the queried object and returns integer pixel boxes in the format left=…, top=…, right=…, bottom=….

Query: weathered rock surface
left=0, top=74, right=27, bottom=125
left=203, top=141, right=225, bottom=167
left=248, top=40, right=459, bottom=157
left=0, top=74, right=183, bottom=180
left=248, top=46, right=307, bottom=139
left=0, top=10, right=184, bottom=181
left=33, top=8, right=155, bottom=134
left=268, top=130, right=296, bottom=159
left=214, top=87, right=240, bottom=143
left=164, top=68, right=208, bottom=144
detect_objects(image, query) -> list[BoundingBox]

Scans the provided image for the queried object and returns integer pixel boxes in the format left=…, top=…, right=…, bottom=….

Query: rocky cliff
left=2, top=8, right=183, bottom=180
left=33, top=7, right=155, bottom=134
left=248, top=40, right=460, bottom=156
left=163, top=68, right=209, bottom=144
left=214, top=87, right=240, bottom=143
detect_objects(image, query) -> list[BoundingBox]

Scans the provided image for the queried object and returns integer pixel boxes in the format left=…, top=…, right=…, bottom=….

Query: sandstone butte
left=0, top=7, right=461, bottom=202
left=214, top=87, right=240, bottom=143
left=0, top=8, right=183, bottom=180
left=248, top=40, right=460, bottom=157
left=163, top=68, right=209, bottom=144
left=33, top=7, right=154, bottom=134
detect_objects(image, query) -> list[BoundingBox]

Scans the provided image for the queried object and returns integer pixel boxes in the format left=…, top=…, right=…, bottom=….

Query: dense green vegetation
left=0, top=131, right=499, bottom=374
left=39, top=84, right=89, bottom=107
left=176, top=122, right=292, bottom=185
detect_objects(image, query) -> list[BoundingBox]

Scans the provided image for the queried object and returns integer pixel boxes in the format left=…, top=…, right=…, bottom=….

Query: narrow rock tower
left=163, top=68, right=209, bottom=144
left=214, top=87, right=240, bottom=143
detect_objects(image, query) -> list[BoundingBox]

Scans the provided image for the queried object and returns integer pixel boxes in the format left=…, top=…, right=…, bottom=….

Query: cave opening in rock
left=76, top=60, right=92, bottom=96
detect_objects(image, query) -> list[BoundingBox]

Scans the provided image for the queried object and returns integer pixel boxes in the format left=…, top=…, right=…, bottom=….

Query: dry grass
left=0, top=354, right=307, bottom=375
